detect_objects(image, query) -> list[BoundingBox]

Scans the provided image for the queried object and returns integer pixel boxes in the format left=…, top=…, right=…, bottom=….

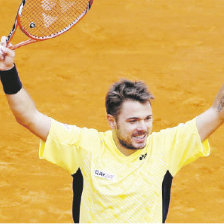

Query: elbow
left=15, top=115, right=30, bottom=128
left=13, top=111, right=37, bottom=129
left=210, top=106, right=224, bottom=124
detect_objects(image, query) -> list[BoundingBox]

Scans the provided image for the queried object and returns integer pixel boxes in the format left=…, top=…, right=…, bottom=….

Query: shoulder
left=151, top=119, right=196, bottom=136
left=148, top=119, right=197, bottom=146
left=49, top=119, right=102, bottom=145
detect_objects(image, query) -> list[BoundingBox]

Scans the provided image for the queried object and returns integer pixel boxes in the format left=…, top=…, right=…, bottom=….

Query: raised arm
left=0, top=37, right=51, bottom=141
left=196, top=84, right=224, bottom=141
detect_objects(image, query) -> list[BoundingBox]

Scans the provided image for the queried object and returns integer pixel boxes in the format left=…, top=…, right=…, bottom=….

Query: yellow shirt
left=39, top=119, right=210, bottom=223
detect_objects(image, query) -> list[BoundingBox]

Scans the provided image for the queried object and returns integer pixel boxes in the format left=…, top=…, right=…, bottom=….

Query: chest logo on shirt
left=94, top=169, right=115, bottom=181
left=139, top=153, right=147, bottom=160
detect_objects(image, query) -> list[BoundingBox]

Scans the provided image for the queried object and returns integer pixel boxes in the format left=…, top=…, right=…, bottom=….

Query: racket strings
left=19, top=0, right=91, bottom=39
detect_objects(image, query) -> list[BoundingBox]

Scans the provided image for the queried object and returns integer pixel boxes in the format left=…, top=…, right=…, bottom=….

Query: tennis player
left=0, top=36, right=224, bottom=223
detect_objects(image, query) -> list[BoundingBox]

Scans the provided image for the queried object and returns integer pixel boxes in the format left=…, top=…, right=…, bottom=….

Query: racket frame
left=7, top=0, right=93, bottom=50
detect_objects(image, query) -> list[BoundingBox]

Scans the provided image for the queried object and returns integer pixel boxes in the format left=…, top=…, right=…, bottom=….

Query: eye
left=145, top=116, right=152, bottom=121
left=128, top=119, right=137, bottom=124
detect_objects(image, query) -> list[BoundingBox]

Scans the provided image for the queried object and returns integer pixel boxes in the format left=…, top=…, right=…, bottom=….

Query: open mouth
left=132, top=134, right=146, bottom=143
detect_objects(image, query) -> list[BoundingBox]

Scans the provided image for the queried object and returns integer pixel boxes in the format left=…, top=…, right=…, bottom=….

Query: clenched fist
left=0, top=36, right=15, bottom=71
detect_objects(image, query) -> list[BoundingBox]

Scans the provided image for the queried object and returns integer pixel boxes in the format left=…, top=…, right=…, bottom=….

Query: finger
left=0, top=46, right=7, bottom=54
left=1, top=36, right=7, bottom=47
left=1, top=36, right=7, bottom=46
left=0, top=46, right=4, bottom=60
left=0, top=46, right=15, bottom=58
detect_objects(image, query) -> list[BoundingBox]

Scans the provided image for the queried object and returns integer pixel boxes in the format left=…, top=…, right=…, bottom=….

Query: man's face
left=111, top=100, right=153, bottom=150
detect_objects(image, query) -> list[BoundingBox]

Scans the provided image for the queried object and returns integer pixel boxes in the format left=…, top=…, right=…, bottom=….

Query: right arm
left=7, top=88, right=51, bottom=141
left=0, top=37, right=51, bottom=141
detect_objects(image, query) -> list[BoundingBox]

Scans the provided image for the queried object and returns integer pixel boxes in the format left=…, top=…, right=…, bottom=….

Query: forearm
left=212, top=84, right=224, bottom=116
left=0, top=65, right=37, bottom=126
left=2, top=75, right=51, bottom=141
left=196, top=84, right=224, bottom=141
left=196, top=107, right=223, bottom=141
left=1, top=69, right=51, bottom=141
left=7, top=87, right=38, bottom=127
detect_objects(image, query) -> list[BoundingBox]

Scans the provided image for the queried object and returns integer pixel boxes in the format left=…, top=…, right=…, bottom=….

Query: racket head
left=7, top=0, right=94, bottom=48
left=18, top=0, right=93, bottom=40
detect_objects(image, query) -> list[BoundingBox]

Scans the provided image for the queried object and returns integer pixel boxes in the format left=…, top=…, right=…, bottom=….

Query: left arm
left=196, top=84, right=224, bottom=141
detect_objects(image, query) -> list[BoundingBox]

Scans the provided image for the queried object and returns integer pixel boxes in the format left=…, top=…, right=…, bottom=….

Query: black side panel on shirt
left=162, top=170, right=173, bottom=223
left=72, top=168, right=83, bottom=223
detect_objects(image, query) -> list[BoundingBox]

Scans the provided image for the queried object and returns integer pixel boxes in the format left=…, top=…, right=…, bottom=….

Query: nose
left=136, top=120, right=148, bottom=132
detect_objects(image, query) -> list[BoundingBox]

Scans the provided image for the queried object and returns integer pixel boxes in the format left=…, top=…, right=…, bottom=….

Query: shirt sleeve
left=39, top=119, right=101, bottom=174
left=161, top=119, right=210, bottom=176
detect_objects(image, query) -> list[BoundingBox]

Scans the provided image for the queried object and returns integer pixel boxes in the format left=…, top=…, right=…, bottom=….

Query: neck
left=112, top=130, right=140, bottom=156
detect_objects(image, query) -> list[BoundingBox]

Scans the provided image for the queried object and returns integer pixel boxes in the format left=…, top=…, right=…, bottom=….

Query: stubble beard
left=115, top=123, right=149, bottom=150
left=117, top=134, right=147, bottom=150
left=118, top=138, right=139, bottom=150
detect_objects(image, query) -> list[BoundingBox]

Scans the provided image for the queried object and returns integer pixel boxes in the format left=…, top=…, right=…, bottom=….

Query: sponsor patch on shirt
left=94, top=169, right=115, bottom=181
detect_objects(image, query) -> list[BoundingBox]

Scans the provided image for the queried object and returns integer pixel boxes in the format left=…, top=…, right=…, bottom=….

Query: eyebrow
left=127, top=115, right=152, bottom=120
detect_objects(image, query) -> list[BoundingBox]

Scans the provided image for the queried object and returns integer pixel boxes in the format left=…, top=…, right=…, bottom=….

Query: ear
left=107, top=114, right=116, bottom=129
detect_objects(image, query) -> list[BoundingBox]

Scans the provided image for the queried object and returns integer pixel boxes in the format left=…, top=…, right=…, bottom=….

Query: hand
left=0, top=36, right=15, bottom=71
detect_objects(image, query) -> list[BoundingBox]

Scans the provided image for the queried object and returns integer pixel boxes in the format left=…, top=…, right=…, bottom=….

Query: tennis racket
left=6, top=0, right=94, bottom=50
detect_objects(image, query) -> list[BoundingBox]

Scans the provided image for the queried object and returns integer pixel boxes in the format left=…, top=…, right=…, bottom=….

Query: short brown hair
left=105, top=79, right=154, bottom=117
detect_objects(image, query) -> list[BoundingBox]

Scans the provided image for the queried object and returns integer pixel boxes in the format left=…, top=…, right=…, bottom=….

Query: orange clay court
left=0, top=0, right=224, bottom=222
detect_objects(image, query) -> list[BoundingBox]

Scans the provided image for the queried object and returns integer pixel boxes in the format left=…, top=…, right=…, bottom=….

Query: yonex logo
left=139, top=153, right=147, bottom=160
left=30, top=22, right=36, bottom=28
left=94, top=169, right=115, bottom=181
